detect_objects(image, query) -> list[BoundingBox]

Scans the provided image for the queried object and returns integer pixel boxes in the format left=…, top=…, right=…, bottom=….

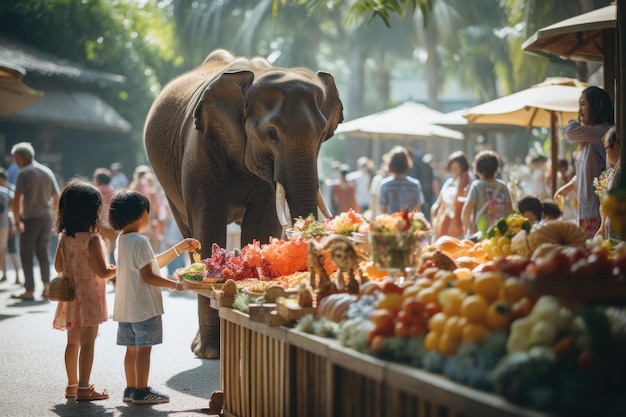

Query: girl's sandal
left=65, top=384, right=78, bottom=398
left=76, top=384, right=109, bottom=401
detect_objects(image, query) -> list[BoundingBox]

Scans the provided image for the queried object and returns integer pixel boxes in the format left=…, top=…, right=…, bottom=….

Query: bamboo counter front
left=215, top=306, right=551, bottom=417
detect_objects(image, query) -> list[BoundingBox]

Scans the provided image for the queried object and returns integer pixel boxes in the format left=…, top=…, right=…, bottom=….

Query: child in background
left=517, top=195, right=543, bottom=223
left=52, top=180, right=117, bottom=401
left=462, top=150, right=513, bottom=237
left=109, top=189, right=200, bottom=404
left=541, top=200, right=563, bottom=221
left=379, top=146, right=424, bottom=214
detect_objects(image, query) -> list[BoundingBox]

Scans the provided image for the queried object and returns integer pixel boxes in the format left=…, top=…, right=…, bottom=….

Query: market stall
left=178, top=210, right=626, bottom=417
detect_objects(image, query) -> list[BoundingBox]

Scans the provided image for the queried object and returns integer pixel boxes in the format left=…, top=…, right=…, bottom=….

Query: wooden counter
left=217, top=307, right=551, bottom=417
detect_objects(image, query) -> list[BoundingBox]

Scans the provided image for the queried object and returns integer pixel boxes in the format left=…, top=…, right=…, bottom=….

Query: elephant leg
left=240, top=200, right=281, bottom=245
left=192, top=294, right=220, bottom=359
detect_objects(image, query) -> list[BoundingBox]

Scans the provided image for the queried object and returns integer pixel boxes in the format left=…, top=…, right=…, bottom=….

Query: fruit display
left=283, top=213, right=626, bottom=416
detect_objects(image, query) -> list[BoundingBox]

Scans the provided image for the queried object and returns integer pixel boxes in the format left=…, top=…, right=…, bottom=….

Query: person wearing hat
left=110, top=162, right=129, bottom=190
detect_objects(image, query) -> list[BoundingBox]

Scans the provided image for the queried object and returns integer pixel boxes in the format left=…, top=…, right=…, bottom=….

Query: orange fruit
left=454, top=276, right=474, bottom=292
left=442, top=315, right=466, bottom=340
left=424, top=331, right=440, bottom=351
left=460, top=294, right=488, bottom=323
left=473, top=272, right=502, bottom=302
left=502, top=277, right=524, bottom=303
left=428, top=312, right=448, bottom=333
left=461, top=322, right=489, bottom=344
left=434, top=269, right=457, bottom=284
left=438, top=332, right=461, bottom=356
left=454, top=267, right=473, bottom=280
left=486, top=302, right=511, bottom=330
left=416, top=287, right=439, bottom=304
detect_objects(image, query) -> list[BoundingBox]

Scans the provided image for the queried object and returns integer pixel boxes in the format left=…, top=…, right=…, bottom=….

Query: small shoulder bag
left=48, top=238, right=75, bottom=302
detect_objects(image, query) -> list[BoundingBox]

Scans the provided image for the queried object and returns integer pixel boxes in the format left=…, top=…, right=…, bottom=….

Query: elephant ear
left=317, top=71, right=344, bottom=141
left=193, top=70, right=254, bottom=162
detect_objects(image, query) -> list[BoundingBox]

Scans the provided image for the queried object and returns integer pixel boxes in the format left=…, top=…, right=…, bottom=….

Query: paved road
left=0, top=271, right=221, bottom=417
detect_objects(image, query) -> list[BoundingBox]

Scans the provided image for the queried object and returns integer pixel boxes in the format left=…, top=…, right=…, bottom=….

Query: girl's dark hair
left=583, top=86, right=614, bottom=125
left=109, top=189, right=150, bottom=231
left=473, top=150, right=500, bottom=179
left=518, top=195, right=542, bottom=222
left=447, top=151, right=470, bottom=172
left=93, top=167, right=112, bottom=185
left=55, top=179, right=102, bottom=237
left=387, top=146, right=412, bottom=175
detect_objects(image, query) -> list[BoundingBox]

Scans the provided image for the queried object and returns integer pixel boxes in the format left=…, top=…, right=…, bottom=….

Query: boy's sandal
left=76, top=384, right=109, bottom=401
left=65, top=384, right=78, bottom=398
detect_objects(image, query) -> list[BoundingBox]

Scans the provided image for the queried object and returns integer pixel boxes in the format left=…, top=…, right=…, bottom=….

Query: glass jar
left=369, top=231, right=420, bottom=270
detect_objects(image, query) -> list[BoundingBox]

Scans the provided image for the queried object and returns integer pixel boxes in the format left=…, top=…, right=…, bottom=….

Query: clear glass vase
left=369, top=231, right=420, bottom=270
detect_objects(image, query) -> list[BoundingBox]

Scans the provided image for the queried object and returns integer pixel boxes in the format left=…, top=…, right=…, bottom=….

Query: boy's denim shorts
left=117, top=315, right=163, bottom=347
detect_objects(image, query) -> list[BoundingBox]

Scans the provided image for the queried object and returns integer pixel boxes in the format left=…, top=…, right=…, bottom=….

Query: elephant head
left=193, top=66, right=343, bottom=228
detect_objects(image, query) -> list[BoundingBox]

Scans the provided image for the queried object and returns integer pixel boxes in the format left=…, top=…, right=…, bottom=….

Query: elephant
left=144, top=49, right=343, bottom=359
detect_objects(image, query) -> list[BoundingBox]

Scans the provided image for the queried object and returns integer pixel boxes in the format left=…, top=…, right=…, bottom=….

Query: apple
left=535, top=251, right=570, bottom=278
left=497, top=255, right=532, bottom=277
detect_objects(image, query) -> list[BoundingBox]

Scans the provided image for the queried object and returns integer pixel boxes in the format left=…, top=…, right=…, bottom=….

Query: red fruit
left=536, top=251, right=570, bottom=278
left=586, top=253, right=613, bottom=279
left=370, top=334, right=386, bottom=352
left=570, top=258, right=595, bottom=280
left=553, top=335, right=576, bottom=356
left=394, top=321, right=409, bottom=338
left=424, top=302, right=442, bottom=317
left=472, top=261, right=497, bottom=274
left=612, top=254, right=626, bottom=281
left=563, top=246, right=588, bottom=264
left=382, top=279, right=403, bottom=294
left=497, top=256, right=532, bottom=277
left=402, top=298, right=425, bottom=315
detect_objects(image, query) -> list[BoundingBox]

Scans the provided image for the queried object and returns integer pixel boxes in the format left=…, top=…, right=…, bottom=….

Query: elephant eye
left=266, top=128, right=279, bottom=143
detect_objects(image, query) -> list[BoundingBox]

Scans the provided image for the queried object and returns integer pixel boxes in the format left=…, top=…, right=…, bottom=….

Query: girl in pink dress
left=52, top=180, right=117, bottom=401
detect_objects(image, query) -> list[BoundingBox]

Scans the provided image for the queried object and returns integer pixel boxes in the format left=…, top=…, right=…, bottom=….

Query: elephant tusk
left=318, top=189, right=333, bottom=219
left=275, top=182, right=290, bottom=228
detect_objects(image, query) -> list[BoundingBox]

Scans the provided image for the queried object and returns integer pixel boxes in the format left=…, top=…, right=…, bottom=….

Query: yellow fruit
left=438, top=332, right=461, bottom=356
left=453, top=267, right=473, bottom=280
left=417, top=287, right=439, bottom=304
left=497, top=236, right=511, bottom=247
left=486, top=302, right=511, bottom=331
left=428, top=312, right=448, bottom=333
left=376, top=292, right=403, bottom=313
left=402, top=284, right=421, bottom=300
left=438, top=287, right=464, bottom=316
left=460, top=294, right=488, bottom=323
left=473, top=272, right=501, bottom=302
left=454, top=276, right=474, bottom=292
left=462, top=322, right=489, bottom=344
left=502, top=277, right=524, bottom=303
left=443, top=315, right=465, bottom=340
left=424, top=331, right=440, bottom=351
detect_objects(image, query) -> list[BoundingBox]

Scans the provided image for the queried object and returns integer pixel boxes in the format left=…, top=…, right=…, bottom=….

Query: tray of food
left=174, top=267, right=225, bottom=291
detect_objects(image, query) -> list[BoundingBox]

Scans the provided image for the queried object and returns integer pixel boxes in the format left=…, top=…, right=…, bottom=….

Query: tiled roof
left=0, top=35, right=125, bottom=87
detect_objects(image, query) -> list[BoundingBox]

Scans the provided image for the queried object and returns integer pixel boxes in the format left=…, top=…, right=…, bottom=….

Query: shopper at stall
left=109, top=189, right=200, bottom=404
left=379, top=146, right=424, bottom=215
left=461, top=150, right=513, bottom=237
left=556, top=86, right=613, bottom=238
left=431, top=151, right=473, bottom=239
left=52, top=180, right=117, bottom=401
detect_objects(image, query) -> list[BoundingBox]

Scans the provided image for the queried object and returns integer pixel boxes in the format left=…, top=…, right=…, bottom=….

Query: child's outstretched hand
left=177, top=238, right=201, bottom=255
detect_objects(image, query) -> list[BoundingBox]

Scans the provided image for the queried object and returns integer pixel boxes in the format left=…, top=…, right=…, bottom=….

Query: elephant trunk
left=275, top=182, right=331, bottom=228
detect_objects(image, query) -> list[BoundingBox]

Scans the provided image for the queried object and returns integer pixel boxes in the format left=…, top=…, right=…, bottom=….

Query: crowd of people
left=322, top=85, right=619, bottom=243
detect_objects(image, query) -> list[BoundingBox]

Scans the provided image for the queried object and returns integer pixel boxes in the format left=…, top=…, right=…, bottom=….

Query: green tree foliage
left=0, top=0, right=182, bottom=152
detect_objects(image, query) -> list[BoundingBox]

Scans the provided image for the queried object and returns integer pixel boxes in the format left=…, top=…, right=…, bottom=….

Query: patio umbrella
left=522, top=4, right=616, bottom=100
left=0, top=59, right=43, bottom=115
left=462, top=77, right=588, bottom=195
left=335, top=102, right=464, bottom=141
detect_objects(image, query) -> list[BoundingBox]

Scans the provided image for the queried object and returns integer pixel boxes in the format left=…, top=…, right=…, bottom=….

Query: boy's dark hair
left=473, top=150, right=500, bottom=179
left=109, top=189, right=150, bottom=231
left=387, top=146, right=412, bottom=175
left=518, top=195, right=542, bottom=221
left=93, top=168, right=112, bottom=185
left=542, top=201, right=562, bottom=219
left=56, top=179, right=102, bottom=237
left=583, top=86, right=614, bottom=125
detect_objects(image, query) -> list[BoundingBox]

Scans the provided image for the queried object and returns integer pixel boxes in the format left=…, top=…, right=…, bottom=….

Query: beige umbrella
left=0, top=60, right=44, bottom=116
left=335, top=102, right=464, bottom=141
left=462, top=77, right=588, bottom=194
